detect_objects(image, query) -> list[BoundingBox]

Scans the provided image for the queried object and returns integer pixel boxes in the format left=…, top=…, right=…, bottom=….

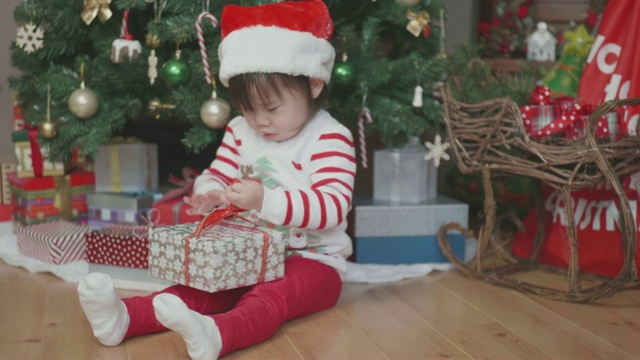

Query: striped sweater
left=193, top=109, right=357, bottom=277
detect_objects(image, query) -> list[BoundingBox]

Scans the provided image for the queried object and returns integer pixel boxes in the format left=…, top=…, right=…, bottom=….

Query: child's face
left=242, top=85, right=313, bottom=142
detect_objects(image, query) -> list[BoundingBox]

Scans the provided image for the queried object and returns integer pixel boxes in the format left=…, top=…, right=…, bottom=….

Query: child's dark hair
left=228, top=73, right=329, bottom=114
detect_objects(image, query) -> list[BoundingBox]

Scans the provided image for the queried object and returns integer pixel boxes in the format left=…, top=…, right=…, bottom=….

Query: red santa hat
left=218, top=0, right=335, bottom=87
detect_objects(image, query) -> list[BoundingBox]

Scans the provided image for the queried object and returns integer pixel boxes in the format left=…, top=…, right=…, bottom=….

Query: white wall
left=0, top=0, right=23, bottom=158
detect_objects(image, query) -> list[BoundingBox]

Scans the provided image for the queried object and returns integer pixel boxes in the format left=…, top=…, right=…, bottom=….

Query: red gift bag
left=578, top=0, right=640, bottom=136
left=511, top=179, right=640, bottom=278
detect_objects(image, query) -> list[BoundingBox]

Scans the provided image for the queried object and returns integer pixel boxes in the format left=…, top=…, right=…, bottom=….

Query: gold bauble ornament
left=39, top=119, right=57, bottom=138
left=200, top=96, right=231, bottom=129
left=69, top=83, right=99, bottom=119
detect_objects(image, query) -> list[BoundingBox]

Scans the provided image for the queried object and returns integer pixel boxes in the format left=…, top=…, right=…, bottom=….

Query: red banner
left=577, top=0, right=640, bottom=136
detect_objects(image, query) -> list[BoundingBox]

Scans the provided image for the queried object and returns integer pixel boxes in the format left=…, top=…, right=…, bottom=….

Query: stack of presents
left=2, top=104, right=286, bottom=292
left=351, top=139, right=469, bottom=264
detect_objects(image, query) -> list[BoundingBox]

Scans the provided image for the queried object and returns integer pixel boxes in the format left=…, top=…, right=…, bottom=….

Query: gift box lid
left=87, top=192, right=155, bottom=210
left=8, top=171, right=96, bottom=190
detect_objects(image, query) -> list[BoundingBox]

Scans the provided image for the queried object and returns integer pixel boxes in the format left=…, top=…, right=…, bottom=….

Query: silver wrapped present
left=148, top=216, right=285, bottom=292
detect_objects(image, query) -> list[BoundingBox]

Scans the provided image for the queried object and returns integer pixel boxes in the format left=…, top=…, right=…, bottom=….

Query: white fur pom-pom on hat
left=218, top=0, right=336, bottom=87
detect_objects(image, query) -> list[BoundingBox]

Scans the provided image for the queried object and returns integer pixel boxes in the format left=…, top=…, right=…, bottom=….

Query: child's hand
left=225, top=179, right=264, bottom=211
left=183, top=190, right=229, bottom=215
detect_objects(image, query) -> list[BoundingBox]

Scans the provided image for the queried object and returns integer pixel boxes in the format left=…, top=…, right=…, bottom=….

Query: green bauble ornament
left=332, top=60, right=356, bottom=86
left=161, top=50, right=191, bottom=86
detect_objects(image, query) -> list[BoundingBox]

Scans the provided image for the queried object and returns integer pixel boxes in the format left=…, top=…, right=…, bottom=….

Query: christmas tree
left=9, top=0, right=447, bottom=163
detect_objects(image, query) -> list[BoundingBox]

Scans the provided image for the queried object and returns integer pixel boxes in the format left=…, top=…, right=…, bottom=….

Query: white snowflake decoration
left=16, top=23, right=44, bottom=54
left=424, top=135, right=451, bottom=167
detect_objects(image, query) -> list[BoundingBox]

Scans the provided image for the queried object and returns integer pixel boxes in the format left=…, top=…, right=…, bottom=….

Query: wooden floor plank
left=281, top=307, right=389, bottom=360
left=439, top=271, right=638, bottom=360
left=338, top=281, right=472, bottom=359
left=0, top=263, right=47, bottom=360
left=385, top=272, right=555, bottom=360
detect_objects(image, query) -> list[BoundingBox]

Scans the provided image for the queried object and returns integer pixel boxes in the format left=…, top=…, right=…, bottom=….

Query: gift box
left=87, top=192, right=155, bottom=229
left=85, top=225, right=150, bottom=268
left=0, top=204, right=12, bottom=222
left=153, top=197, right=202, bottom=225
left=152, top=167, right=203, bottom=225
left=373, top=137, right=437, bottom=204
left=148, top=213, right=285, bottom=292
left=1, top=161, right=17, bottom=204
left=16, top=220, right=90, bottom=264
left=351, top=195, right=469, bottom=264
left=520, top=85, right=621, bottom=140
left=87, top=208, right=153, bottom=229
left=94, top=141, right=158, bottom=193
left=13, top=97, right=25, bottom=131
left=12, top=130, right=64, bottom=178
left=9, top=171, right=95, bottom=226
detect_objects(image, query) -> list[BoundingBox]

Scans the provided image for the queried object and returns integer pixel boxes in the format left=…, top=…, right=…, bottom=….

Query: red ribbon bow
left=154, top=166, right=201, bottom=205
left=529, top=85, right=552, bottom=105
left=23, top=124, right=44, bottom=178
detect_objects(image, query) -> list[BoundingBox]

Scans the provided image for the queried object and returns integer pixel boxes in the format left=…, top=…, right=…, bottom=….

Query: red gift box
left=0, top=204, right=12, bottom=222
left=153, top=167, right=203, bottom=225
left=85, top=226, right=150, bottom=269
left=9, top=171, right=95, bottom=226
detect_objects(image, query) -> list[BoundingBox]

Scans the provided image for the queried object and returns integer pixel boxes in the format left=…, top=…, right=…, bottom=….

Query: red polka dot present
left=85, top=225, right=149, bottom=269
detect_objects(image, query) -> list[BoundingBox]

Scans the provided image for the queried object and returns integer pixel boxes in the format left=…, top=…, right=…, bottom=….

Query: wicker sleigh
left=436, top=84, right=640, bottom=302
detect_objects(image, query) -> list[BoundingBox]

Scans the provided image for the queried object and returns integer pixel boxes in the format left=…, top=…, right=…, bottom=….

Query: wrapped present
left=13, top=96, right=25, bottom=131
left=85, top=225, right=150, bottom=268
left=13, top=130, right=64, bottom=178
left=351, top=194, right=469, bottom=264
left=9, top=171, right=95, bottom=226
left=153, top=167, right=203, bottom=225
left=148, top=207, right=285, bottom=292
left=16, top=220, right=89, bottom=264
left=65, top=148, right=93, bottom=173
left=1, top=161, right=17, bottom=205
left=520, top=85, right=621, bottom=140
left=0, top=204, right=12, bottom=222
left=87, top=192, right=154, bottom=228
left=94, top=139, right=158, bottom=192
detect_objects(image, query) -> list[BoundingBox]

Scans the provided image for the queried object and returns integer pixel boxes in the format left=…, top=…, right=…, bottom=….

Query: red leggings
left=122, top=256, right=342, bottom=357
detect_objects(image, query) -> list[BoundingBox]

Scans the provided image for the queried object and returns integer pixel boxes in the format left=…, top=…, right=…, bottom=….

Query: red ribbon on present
left=154, top=167, right=201, bottom=205
left=529, top=85, right=552, bottom=105
left=23, top=124, right=44, bottom=178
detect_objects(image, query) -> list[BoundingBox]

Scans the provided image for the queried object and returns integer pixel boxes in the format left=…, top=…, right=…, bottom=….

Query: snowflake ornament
left=16, top=23, right=44, bottom=54
left=424, top=135, right=451, bottom=167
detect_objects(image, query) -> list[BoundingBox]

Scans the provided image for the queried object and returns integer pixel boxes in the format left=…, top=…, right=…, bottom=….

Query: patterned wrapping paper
left=148, top=217, right=285, bottom=293
left=1, top=162, right=17, bottom=205
left=12, top=131, right=64, bottom=178
left=85, top=226, right=149, bottom=269
left=9, top=171, right=95, bottom=226
left=16, top=220, right=90, bottom=264
left=87, top=207, right=152, bottom=229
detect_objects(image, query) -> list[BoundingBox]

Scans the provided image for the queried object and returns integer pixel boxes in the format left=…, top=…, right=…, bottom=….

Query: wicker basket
left=436, top=84, right=640, bottom=302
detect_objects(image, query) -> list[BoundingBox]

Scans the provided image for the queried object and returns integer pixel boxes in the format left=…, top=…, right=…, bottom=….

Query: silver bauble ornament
left=200, top=97, right=231, bottom=129
left=69, top=83, right=99, bottom=119
left=39, top=119, right=57, bottom=138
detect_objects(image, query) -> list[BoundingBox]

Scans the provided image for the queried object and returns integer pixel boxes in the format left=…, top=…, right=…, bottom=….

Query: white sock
left=77, top=272, right=129, bottom=346
left=153, top=293, right=222, bottom=360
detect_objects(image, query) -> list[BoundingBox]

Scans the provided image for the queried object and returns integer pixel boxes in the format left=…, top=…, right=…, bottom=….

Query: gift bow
left=23, top=123, right=44, bottom=178
left=82, top=0, right=113, bottom=25
left=154, top=167, right=201, bottom=205
left=406, top=10, right=431, bottom=37
left=529, top=85, right=552, bottom=105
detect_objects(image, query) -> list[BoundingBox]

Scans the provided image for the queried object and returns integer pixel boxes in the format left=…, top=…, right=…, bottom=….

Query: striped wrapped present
left=16, top=220, right=90, bottom=264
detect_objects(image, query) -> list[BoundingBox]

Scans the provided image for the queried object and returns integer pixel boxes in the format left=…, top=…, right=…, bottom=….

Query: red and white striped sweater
left=193, top=110, right=356, bottom=277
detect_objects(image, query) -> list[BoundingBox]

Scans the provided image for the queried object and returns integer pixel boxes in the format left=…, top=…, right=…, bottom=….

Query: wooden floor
left=2, top=259, right=640, bottom=360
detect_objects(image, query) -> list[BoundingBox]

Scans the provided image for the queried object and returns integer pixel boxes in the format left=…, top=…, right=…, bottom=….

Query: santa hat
left=218, top=0, right=335, bottom=87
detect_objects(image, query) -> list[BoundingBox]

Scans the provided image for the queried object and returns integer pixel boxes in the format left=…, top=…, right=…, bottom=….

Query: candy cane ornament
left=195, top=12, right=219, bottom=85
left=358, top=107, right=373, bottom=168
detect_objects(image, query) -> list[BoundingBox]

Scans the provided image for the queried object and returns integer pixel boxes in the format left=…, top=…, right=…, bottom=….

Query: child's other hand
left=184, top=190, right=229, bottom=215
left=225, top=179, right=264, bottom=211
